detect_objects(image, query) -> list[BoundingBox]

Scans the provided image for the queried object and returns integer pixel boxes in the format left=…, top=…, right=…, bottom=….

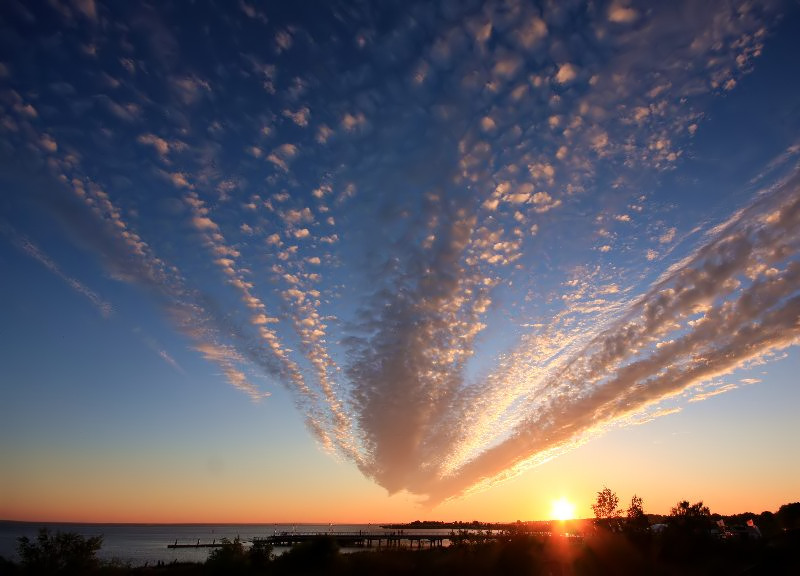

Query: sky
left=1, top=0, right=799, bottom=524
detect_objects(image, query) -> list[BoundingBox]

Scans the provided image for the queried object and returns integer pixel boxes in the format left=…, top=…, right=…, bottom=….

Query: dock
left=167, top=539, right=226, bottom=548
left=253, top=530, right=510, bottom=548
left=166, top=530, right=568, bottom=551
left=166, top=532, right=487, bottom=550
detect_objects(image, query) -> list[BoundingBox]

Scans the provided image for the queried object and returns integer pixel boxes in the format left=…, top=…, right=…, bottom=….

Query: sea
left=0, top=522, right=455, bottom=566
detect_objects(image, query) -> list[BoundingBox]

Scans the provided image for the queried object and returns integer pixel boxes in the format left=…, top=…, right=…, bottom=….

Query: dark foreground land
left=2, top=527, right=799, bottom=576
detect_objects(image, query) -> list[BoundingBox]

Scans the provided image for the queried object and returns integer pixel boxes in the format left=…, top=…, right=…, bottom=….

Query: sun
left=550, top=497, right=576, bottom=521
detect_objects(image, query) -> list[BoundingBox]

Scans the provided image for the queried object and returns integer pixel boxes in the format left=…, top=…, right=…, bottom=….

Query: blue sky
left=1, top=0, right=799, bottom=522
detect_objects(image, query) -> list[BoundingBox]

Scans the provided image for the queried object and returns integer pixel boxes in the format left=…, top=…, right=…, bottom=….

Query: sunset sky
left=1, top=0, right=799, bottom=524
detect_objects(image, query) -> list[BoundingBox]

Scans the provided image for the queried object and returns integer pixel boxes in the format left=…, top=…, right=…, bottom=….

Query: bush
left=274, top=535, right=341, bottom=576
left=16, top=528, right=102, bottom=575
left=205, top=537, right=249, bottom=575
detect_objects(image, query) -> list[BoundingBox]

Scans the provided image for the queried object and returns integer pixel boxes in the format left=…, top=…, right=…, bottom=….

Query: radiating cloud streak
left=418, top=172, right=800, bottom=503
left=1, top=223, right=112, bottom=318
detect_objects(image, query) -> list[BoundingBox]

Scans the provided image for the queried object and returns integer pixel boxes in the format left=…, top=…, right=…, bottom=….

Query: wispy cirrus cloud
left=1, top=223, right=112, bottom=318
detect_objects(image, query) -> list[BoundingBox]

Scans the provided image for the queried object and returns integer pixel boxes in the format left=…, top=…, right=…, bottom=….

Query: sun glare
left=550, top=497, right=576, bottom=521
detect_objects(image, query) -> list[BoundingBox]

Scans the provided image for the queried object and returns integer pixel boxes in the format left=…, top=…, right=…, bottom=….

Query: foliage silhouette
left=776, top=502, right=800, bottom=530
left=5, top=499, right=800, bottom=576
left=204, top=536, right=274, bottom=575
left=625, top=494, right=649, bottom=533
left=273, top=535, right=341, bottom=576
left=16, top=527, right=102, bottom=576
left=592, top=486, right=622, bottom=531
left=592, top=486, right=620, bottom=520
left=205, top=537, right=247, bottom=575
left=668, top=500, right=711, bottom=533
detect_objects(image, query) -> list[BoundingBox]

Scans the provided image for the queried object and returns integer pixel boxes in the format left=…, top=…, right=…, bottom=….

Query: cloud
left=267, top=143, right=298, bottom=172
left=5, top=0, right=795, bottom=509
left=12, top=157, right=278, bottom=403
left=492, top=53, right=522, bottom=79
left=555, top=63, right=578, bottom=84
left=688, top=383, right=738, bottom=403
left=69, top=0, right=97, bottom=22
left=171, top=75, right=211, bottom=105
left=137, top=133, right=170, bottom=157
left=514, top=16, right=547, bottom=49
left=341, top=112, right=367, bottom=132
left=659, top=227, right=677, bottom=244
left=239, top=0, right=267, bottom=23
left=283, top=107, right=310, bottom=127
left=275, top=29, right=293, bottom=52
left=415, top=171, right=800, bottom=503
left=195, top=342, right=267, bottom=401
left=2, top=224, right=113, bottom=318
left=180, top=190, right=356, bottom=451
left=135, top=330, right=186, bottom=375
left=166, top=172, right=192, bottom=189
left=39, top=134, right=58, bottom=153
left=101, top=97, right=141, bottom=122
left=608, top=2, right=638, bottom=24
left=316, top=124, right=333, bottom=144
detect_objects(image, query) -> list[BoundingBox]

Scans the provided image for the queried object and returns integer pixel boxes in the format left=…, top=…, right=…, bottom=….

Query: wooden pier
left=167, top=539, right=226, bottom=549
left=255, top=531, right=451, bottom=548
left=165, top=530, right=546, bottom=550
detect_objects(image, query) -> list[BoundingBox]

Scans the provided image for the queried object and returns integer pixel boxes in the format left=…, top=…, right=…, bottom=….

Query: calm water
left=1, top=523, right=379, bottom=566
left=0, top=522, right=455, bottom=566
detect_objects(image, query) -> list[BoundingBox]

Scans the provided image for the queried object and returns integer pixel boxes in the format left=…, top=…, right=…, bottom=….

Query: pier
left=167, top=539, right=226, bottom=548
left=166, top=531, right=511, bottom=550
left=257, top=531, right=452, bottom=548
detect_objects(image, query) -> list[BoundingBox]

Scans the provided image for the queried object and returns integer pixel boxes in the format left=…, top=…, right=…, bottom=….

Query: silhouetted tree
left=668, top=500, right=712, bottom=536
left=274, top=535, right=341, bottom=575
left=669, top=500, right=710, bottom=518
left=248, top=539, right=274, bottom=571
left=592, top=487, right=622, bottom=531
left=751, top=510, right=779, bottom=538
left=592, top=487, right=620, bottom=519
left=776, top=502, right=800, bottom=530
left=625, top=494, right=649, bottom=533
left=16, top=528, right=102, bottom=575
left=206, top=536, right=248, bottom=575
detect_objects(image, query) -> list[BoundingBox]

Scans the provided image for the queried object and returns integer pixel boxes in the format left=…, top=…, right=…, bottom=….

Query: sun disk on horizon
left=550, top=497, right=576, bottom=521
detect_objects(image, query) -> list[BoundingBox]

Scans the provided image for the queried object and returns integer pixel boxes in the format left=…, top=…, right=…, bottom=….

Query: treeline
left=588, top=487, right=800, bottom=540
left=381, top=520, right=489, bottom=529
left=381, top=519, right=565, bottom=532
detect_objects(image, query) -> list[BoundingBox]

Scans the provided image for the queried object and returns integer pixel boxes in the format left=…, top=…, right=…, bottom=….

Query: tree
left=274, top=535, right=341, bottom=575
left=625, top=494, right=649, bottom=532
left=592, top=487, right=621, bottom=531
left=668, top=500, right=712, bottom=534
left=592, top=487, right=621, bottom=519
left=16, top=528, right=102, bottom=575
left=627, top=495, right=644, bottom=518
left=206, top=537, right=248, bottom=575
left=776, top=502, right=800, bottom=530
left=669, top=500, right=710, bottom=518
left=248, top=538, right=274, bottom=571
